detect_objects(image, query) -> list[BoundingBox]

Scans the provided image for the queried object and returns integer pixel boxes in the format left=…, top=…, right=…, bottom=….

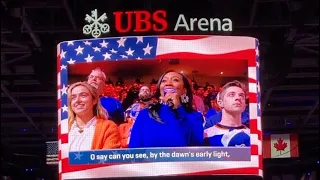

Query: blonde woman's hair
left=67, top=81, right=108, bottom=130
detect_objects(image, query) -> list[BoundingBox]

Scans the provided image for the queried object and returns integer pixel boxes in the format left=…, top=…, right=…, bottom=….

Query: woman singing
left=68, top=82, right=120, bottom=152
left=129, top=70, right=204, bottom=148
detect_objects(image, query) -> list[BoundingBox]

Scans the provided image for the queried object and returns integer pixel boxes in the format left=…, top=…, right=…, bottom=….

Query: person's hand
left=159, top=92, right=181, bottom=109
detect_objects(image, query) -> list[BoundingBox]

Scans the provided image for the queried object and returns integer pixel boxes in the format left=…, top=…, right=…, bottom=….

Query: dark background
left=1, top=0, right=319, bottom=179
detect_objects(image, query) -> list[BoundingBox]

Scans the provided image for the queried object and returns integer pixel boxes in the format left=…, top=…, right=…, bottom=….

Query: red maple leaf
left=273, top=138, right=287, bottom=152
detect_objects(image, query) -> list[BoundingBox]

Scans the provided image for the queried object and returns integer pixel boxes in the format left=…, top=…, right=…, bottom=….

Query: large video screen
left=57, top=35, right=262, bottom=179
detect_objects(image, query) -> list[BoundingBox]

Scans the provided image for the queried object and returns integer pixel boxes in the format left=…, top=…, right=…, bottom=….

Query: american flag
left=59, top=36, right=157, bottom=65
left=57, top=35, right=263, bottom=180
left=46, top=141, right=58, bottom=165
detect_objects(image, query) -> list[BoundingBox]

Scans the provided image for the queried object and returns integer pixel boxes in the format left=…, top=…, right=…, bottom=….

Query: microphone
left=163, top=87, right=176, bottom=108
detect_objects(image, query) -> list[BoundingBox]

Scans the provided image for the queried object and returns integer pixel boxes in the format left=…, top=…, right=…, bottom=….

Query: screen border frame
left=57, top=35, right=262, bottom=180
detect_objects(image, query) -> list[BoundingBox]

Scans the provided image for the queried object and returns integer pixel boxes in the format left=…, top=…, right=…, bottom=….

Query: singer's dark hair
left=148, top=70, right=194, bottom=123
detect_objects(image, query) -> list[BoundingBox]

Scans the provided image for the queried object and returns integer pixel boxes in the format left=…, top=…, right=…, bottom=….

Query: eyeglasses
left=88, top=75, right=104, bottom=81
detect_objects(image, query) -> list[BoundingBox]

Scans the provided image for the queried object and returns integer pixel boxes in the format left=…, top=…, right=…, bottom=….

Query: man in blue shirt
left=204, top=80, right=250, bottom=147
left=87, top=68, right=124, bottom=125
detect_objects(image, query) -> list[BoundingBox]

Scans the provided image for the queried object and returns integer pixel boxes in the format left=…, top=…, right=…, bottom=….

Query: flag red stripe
left=250, top=119, right=262, bottom=139
left=248, top=93, right=257, bottom=103
left=248, top=78, right=257, bottom=83
left=57, top=99, right=61, bottom=110
left=60, top=133, right=68, bottom=144
left=58, top=125, right=61, bottom=138
left=290, top=134, right=299, bottom=157
left=263, top=135, right=271, bottom=158
left=248, top=52, right=256, bottom=67
left=251, top=145, right=258, bottom=155
left=259, top=155, right=263, bottom=169
left=57, top=56, right=61, bottom=72
left=156, top=50, right=253, bottom=60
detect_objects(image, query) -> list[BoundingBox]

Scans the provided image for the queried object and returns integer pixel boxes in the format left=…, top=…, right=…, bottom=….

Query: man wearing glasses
left=87, top=67, right=124, bottom=125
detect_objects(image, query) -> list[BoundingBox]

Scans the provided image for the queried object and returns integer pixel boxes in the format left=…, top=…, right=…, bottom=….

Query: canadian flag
left=263, top=134, right=299, bottom=159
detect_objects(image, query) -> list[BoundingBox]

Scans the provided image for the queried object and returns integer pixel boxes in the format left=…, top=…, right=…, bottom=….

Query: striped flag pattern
left=57, top=35, right=262, bottom=179
left=46, top=141, right=59, bottom=165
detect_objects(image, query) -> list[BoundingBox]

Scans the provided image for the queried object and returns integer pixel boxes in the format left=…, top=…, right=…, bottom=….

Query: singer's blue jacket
left=128, top=104, right=204, bottom=148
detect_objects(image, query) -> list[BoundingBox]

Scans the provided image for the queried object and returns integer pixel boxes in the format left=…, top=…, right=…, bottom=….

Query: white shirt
left=69, top=117, right=97, bottom=152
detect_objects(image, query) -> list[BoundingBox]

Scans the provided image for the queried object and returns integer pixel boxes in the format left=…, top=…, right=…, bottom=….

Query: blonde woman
left=68, top=82, right=120, bottom=152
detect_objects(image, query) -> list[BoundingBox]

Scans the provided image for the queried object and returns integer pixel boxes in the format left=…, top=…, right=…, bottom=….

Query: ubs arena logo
left=83, top=9, right=233, bottom=38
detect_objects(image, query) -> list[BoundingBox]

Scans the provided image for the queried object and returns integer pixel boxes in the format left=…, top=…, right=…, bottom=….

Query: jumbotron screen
left=57, top=35, right=262, bottom=179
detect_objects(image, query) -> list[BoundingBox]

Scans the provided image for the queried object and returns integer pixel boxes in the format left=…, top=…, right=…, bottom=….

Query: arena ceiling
left=1, top=0, right=319, bottom=176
